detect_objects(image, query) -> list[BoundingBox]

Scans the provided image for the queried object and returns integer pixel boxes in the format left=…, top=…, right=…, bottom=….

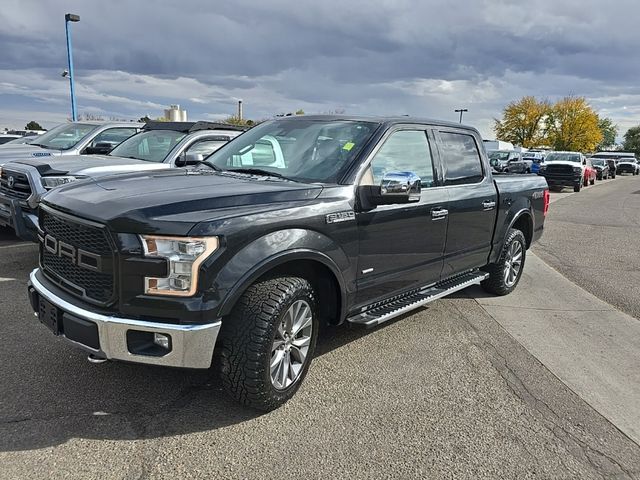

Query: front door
left=436, top=130, right=497, bottom=277
left=355, top=128, right=448, bottom=307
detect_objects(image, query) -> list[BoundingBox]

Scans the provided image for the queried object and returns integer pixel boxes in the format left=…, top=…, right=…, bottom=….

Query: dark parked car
left=488, top=150, right=530, bottom=173
left=590, top=158, right=611, bottom=180
left=27, top=115, right=548, bottom=410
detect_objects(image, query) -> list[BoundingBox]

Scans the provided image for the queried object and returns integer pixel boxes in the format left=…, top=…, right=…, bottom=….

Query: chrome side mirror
left=176, top=152, right=205, bottom=167
left=380, top=171, right=421, bottom=202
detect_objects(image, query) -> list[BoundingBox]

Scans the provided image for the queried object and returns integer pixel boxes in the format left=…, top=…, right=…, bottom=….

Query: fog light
left=153, top=333, right=171, bottom=350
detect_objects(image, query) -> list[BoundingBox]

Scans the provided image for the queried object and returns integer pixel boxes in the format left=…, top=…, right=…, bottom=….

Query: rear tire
left=217, top=276, right=318, bottom=411
left=590, top=177, right=595, bottom=185
left=481, top=228, right=527, bottom=296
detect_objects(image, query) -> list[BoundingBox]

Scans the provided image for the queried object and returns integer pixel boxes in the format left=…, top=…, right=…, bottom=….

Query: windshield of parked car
left=488, top=151, right=510, bottom=163
left=618, top=157, right=636, bottom=163
left=591, top=159, right=606, bottom=166
left=29, top=123, right=97, bottom=150
left=109, top=129, right=187, bottom=162
left=2, top=136, right=36, bottom=145
left=206, top=119, right=379, bottom=183
left=545, top=153, right=581, bottom=163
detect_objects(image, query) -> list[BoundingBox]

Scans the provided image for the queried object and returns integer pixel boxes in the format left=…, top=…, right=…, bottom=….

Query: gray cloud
left=1, top=0, right=640, bottom=138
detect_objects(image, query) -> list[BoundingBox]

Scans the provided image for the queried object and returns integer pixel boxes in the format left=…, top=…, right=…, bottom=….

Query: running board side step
left=347, top=271, right=489, bottom=327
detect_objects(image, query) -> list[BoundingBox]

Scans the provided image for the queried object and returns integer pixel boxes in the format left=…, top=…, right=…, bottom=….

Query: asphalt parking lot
left=1, top=178, right=640, bottom=479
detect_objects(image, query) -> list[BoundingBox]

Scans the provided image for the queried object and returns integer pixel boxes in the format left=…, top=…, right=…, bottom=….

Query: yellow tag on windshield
left=343, top=142, right=355, bottom=151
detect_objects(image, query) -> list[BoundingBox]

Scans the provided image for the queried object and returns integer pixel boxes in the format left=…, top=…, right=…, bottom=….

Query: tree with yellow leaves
left=543, top=96, right=602, bottom=152
left=494, top=96, right=550, bottom=148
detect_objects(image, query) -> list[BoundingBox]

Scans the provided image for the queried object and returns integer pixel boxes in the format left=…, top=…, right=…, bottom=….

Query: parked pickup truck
left=537, top=151, right=595, bottom=192
left=0, top=121, right=144, bottom=166
left=0, top=121, right=245, bottom=241
left=27, top=115, right=549, bottom=410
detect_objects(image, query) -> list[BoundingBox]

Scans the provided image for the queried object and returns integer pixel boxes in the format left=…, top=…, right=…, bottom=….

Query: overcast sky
left=1, top=0, right=639, bottom=139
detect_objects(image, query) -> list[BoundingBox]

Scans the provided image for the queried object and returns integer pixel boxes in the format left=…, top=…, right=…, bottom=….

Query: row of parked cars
left=488, top=148, right=640, bottom=192
left=0, top=120, right=246, bottom=240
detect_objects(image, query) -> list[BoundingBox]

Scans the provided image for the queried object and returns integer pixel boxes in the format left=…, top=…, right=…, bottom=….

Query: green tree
left=494, top=96, right=550, bottom=147
left=295, top=109, right=305, bottom=115
left=25, top=121, right=44, bottom=130
left=545, top=96, right=602, bottom=151
left=223, top=115, right=254, bottom=126
left=596, top=117, right=618, bottom=150
left=623, top=126, right=640, bottom=156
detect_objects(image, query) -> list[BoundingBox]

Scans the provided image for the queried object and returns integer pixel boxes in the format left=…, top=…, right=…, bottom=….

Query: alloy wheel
left=503, top=240, right=523, bottom=288
left=270, top=299, right=313, bottom=390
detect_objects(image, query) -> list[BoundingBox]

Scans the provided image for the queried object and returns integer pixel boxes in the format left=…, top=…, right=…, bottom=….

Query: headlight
left=573, top=167, right=582, bottom=173
left=141, top=235, right=219, bottom=296
left=538, top=165, right=546, bottom=171
left=42, top=176, right=81, bottom=189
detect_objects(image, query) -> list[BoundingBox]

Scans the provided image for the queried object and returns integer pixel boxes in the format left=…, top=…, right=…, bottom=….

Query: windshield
left=591, top=159, right=606, bottom=166
left=489, top=151, right=510, bottom=162
left=110, top=129, right=187, bottom=162
left=618, top=157, right=636, bottom=163
left=206, top=119, right=379, bottom=183
left=30, top=123, right=97, bottom=150
left=545, top=153, right=581, bottom=163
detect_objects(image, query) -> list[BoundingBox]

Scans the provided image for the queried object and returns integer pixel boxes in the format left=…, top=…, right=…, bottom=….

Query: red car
left=583, top=158, right=597, bottom=186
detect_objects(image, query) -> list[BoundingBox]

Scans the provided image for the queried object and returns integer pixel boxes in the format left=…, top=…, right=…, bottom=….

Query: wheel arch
left=509, top=210, right=534, bottom=248
left=218, top=248, right=348, bottom=326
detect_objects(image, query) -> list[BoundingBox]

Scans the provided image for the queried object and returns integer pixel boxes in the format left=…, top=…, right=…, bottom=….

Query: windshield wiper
left=190, top=160, right=222, bottom=171
left=226, top=168, right=288, bottom=179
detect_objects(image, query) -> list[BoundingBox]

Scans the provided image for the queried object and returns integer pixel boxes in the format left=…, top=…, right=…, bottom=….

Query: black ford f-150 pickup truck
left=27, top=115, right=549, bottom=410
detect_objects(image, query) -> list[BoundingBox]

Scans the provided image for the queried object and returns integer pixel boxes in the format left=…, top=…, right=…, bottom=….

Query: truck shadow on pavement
left=1, top=310, right=416, bottom=452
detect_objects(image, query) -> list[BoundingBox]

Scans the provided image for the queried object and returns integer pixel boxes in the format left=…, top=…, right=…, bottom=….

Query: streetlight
left=64, top=13, right=80, bottom=121
left=454, top=108, right=468, bottom=123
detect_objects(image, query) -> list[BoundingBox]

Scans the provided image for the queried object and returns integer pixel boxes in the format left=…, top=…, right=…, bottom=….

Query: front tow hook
left=87, top=354, right=108, bottom=364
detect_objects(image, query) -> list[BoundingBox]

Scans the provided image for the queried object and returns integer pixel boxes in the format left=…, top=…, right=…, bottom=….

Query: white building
left=164, top=104, right=187, bottom=122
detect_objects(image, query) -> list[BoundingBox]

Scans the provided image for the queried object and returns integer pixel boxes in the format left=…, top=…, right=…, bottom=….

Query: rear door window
left=438, top=132, right=484, bottom=185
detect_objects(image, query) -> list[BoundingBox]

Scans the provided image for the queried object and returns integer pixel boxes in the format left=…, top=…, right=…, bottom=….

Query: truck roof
left=142, top=121, right=248, bottom=133
left=272, top=114, right=480, bottom=132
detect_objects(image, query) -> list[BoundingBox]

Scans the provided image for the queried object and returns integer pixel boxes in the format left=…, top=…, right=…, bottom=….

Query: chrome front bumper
left=29, top=269, right=220, bottom=369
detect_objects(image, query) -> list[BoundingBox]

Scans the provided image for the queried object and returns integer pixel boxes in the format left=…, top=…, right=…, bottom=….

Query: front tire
left=590, top=176, right=595, bottom=185
left=217, top=276, right=319, bottom=411
left=481, top=228, right=527, bottom=296
left=574, top=182, right=582, bottom=192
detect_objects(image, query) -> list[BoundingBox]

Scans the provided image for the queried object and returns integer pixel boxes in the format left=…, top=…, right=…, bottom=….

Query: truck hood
left=42, top=169, right=324, bottom=234
left=12, top=155, right=168, bottom=178
left=0, top=146, right=62, bottom=165
left=544, top=161, right=582, bottom=168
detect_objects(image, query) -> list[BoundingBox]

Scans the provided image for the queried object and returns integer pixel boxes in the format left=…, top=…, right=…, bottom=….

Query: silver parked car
left=0, top=121, right=143, bottom=166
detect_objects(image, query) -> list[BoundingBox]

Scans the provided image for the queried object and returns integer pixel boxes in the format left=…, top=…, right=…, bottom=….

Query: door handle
left=482, top=200, right=496, bottom=210
left=431, top=208, right=448, bottom=220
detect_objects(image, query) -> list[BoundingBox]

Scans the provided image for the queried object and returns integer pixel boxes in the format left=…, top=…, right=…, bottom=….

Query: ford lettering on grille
left=42, top=234, right=103, bottom=272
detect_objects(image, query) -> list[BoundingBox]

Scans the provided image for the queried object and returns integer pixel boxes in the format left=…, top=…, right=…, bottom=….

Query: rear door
left=355, top=127, right=448, bottom=306
left=435, top=129, right=497, bottom=278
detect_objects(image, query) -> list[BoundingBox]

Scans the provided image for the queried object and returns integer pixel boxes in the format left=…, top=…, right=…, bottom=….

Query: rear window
left=439, top=132, right=484, bottom=185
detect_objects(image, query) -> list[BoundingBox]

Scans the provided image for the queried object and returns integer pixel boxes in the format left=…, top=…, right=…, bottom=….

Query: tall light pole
left=454, top=108, right=468, bottom=124
left=65, top=13, right=80, bottom=121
